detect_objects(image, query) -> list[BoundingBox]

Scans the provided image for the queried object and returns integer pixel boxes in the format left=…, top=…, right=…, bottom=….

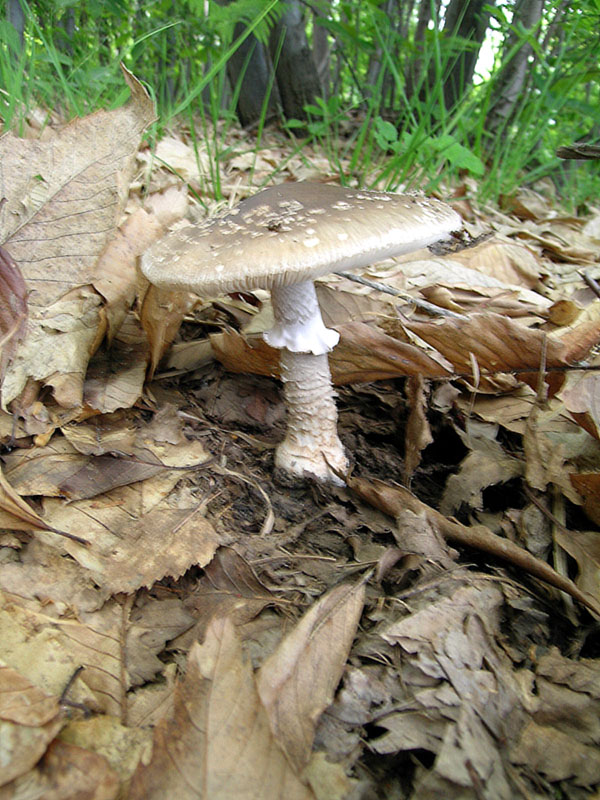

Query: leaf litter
left=1, top=74, right=600, bottom=800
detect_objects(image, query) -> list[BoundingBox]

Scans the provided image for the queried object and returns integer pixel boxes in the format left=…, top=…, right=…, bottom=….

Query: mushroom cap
left=141, top=182, right=461, bottom=296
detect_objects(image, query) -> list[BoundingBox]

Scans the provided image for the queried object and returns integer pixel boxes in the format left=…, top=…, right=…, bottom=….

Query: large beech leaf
left=257, top=580, right=366, bottom=772
left=0, top=67, right=156, bottom=411
left=129, top=616, right=316, bottom=800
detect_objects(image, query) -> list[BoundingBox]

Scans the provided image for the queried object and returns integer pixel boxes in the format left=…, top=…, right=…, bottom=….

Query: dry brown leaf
left=403, top=311, right=565, bottom=378
left=83, top=313, right=149, bottom=414
left=0, top=662, right=61, bottom=726
left=513, top=720, right=600, bottom=785
left=142, top=135, right=210, bottom=184
left=0, top=590, right=124, bottom=716
left=0, top=666, right=63, bottom=787
left=39, top=486, right=220, bottom=595
left=143, top=185, right=189, bottom=229
left=3, top=406, right=209, bottom=501
left=129, top=616, right=316, bottom=800
left=0, top=738, right=120, bottom=800
left=377, top=581, right=518, bottom=799
left=0, top=464, right=57, bottom=533
left=211, top=322, right=452, bottom=386
left=0, top=538, right=111, bottom=616
left=347, top=474, right=600, bottom=617
left=555, top=527, right=600, bottom=607
left=523, top=405, right=581, bottom=502
left=140, top=285, right=197, bottom=378
left=570, top=473, right=600, bottom=526
left=95, top=208, right=164, bottom=342
left=449, top=238, right=543, bottom=289
left=126, top=595, right=195, bottom=686
left=180, top=546, right=278, bottom=644
left=440, top=423, right=523, bottom=515
left=560, top=371, right=600, bottom=439
left=0, top=68, right=155, bottom=411
left=404, top=375, right=433, bottom=484
left=0, top=247, right=27, bottom=385
left=257, top=579, right=365, bottom=772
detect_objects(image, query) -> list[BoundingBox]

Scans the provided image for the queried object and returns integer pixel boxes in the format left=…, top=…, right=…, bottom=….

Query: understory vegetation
left=2, top=0, right=600, bottom=207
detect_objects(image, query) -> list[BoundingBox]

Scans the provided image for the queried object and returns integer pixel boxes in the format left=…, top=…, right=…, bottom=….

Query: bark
left=226, top=24, right=281, bottom=128
left=269, top=0, right=321, bottom=121
left=312, top=5, right=331, bottom=99
left=6, top=0, right=25, bottom=50
left=485, top=0, right=545, bottom=135
left=443, top=0, right=496, bottom=109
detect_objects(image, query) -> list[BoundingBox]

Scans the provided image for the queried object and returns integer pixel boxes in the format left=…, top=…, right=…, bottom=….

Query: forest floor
left=1, top=77, right=600, bottom=800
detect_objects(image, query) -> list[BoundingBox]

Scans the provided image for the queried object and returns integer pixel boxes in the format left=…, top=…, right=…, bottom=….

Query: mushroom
left=141, top=182, right=461, bottom=484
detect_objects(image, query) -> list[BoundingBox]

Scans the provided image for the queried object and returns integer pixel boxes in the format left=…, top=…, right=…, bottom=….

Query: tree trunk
left=7, top=0, right=25, bottom=50
left=269, top=0, right=321, bottom=121
left=226, top=24, right=281, bottom=128
left=443, top=0, right=495, bottom=109
left=312, top=6, right=331, bottom=99
left=485, top=0, right=544, bottom=135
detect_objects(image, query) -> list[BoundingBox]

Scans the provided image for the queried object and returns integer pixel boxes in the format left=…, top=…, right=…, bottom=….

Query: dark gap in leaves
left=481, top=477, right=525, bottom=513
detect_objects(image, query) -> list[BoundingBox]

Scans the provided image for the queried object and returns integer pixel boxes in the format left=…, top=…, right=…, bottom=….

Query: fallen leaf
left=3, top=406, right=210, bottom=501
left=257, top=579, right=365, bottom=772
left=129, top=616, right=316, bottom=800
left=180, top=547, right=278, bottom=644
left=0, top=68, right=155, bottom=411
left=0, top=662, right=61, bottom=726
left=0, top=247, right=27, bottom=385
left=404, top=375, right=433, bottom=484
left=0, top=738, right=120, bottom=799
left=39, top=490, right=220, bottom=595
left=140, top=285, right=197, bottom=378
left=211, top=322, right=453, bottom=386
left=0, top=464, right=57, bottom=533
left=83, top=313, right=149, bottom=414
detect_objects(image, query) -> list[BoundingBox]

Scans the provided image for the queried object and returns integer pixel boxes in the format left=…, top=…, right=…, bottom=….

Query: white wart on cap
left=142, top=182, right=462, bottom=484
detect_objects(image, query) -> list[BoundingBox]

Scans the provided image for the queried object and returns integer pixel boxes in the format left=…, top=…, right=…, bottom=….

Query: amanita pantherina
left=141, top=182, right=461, bottom=484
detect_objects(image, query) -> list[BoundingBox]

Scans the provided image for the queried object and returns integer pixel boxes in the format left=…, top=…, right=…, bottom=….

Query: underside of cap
left=141, top=182, right=462, bottom=297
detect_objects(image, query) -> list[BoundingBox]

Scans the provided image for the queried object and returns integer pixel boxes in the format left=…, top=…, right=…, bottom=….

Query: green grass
left=1, top=0, right=599, bottom=210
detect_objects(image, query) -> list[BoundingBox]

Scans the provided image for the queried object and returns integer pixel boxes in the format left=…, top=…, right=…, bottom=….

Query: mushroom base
left=276, top=350, right=348, bottom=485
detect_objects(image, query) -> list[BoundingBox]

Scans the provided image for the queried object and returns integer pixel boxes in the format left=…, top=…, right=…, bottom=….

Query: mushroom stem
left=276, top=350, right=348, bottom=484
left=265, top=281, right=339, bottom=355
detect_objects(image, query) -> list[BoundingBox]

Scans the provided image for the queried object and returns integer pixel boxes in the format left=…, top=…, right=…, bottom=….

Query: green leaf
left=429, top=134, right=485, bottom=176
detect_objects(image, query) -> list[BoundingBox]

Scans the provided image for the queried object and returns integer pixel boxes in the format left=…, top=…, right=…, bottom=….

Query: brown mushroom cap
left=141, top=182, right=461, bottom=295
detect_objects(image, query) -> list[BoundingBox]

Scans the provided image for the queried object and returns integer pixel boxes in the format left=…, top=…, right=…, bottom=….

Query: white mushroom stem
left=265, top=281, right=339, bottom=354
left=275, top=350, right=348, bottom=484
left=263, top=280, right=347, bottom=483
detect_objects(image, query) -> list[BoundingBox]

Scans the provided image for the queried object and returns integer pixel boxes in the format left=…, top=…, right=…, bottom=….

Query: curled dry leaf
left=211, top=322, right=453, bottom=386
left=403, top=375, right=433, bottom=484
left=555, top=527, right=600, bottom=608
left=403, top=311, right=566, bottom=379
left=82, top=313, right=149, bottom=414
left=0, top=464, right=56, bottom=533
left=257, top=579, right=366, bottom=773
left=559, top=371, right=600, bottom=439
left=140, top=285, right=197, bottom=378
left=129, top=616, right=316, bottom=800
left=0, top=247, right=27, bottom=385
left=346, top=474, right=600, bottom=618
